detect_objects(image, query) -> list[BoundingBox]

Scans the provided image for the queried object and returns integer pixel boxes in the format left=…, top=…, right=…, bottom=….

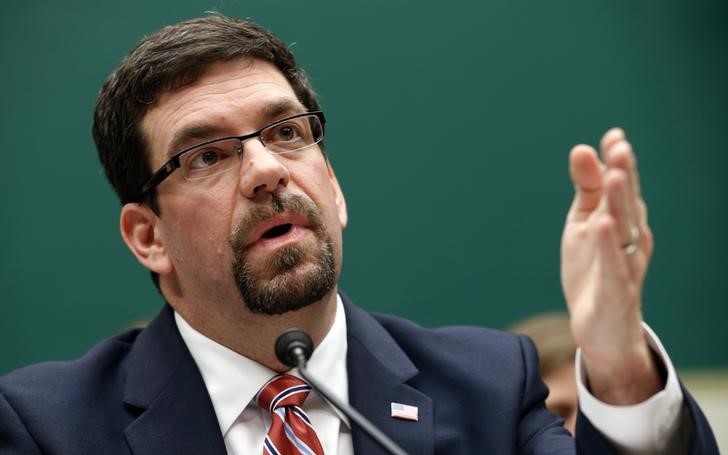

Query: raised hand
left=561, top=128, right=662, bottom=404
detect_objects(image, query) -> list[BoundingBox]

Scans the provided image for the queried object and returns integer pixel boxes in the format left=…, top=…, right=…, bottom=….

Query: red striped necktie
left=256, top=374, right=325, bottom=455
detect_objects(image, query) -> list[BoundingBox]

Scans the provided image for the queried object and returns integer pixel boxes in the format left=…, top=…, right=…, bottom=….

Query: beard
left=229, top=192, right=337, bottom=315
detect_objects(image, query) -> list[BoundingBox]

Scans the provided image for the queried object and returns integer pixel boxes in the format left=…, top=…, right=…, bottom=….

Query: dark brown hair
left=92, top=15, right=321, bottom=214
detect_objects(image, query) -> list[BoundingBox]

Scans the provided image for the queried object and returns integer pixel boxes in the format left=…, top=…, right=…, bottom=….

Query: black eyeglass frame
left=140, top=111, right=326, bottom=196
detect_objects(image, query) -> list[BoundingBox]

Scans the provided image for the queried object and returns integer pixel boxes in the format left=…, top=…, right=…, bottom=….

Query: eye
left=181, top=139, right=241, bottom=179
left=196, top=150, right=219, bottom=167
left=269, top=122, right=304, bottom=143
left=280, top=126, right=297, bottom=140
left=187, top=148, right=225, bottom=169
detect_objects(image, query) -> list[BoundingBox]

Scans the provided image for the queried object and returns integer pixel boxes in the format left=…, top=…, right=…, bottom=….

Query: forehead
left=141, top=58, right=301, bottom=164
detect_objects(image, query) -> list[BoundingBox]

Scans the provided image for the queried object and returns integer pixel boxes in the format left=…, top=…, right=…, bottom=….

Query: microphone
left=275, top=329, right=408, bottom=455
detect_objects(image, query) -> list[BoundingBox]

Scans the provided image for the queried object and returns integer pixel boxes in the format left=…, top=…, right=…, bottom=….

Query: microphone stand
left=279, top=331, right=408, bottom=455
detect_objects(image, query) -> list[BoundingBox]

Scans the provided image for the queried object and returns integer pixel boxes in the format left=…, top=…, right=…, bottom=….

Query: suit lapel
left=119, top=298, right=434, bottom=454
left=343, top=296, right=434, bottom=455
left=122, top=305, right=227, bottom=455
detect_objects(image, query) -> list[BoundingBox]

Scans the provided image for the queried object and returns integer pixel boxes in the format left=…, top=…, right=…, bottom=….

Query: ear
left=120, top=203, right=173, bottom=275
left=327, top=162, right=348, bottom=229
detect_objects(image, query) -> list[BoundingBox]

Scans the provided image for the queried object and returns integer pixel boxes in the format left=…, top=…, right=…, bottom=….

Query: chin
left=233, top=243, right=337, bottom=316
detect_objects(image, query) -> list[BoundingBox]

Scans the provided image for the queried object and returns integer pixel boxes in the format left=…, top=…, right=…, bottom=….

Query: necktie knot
left=256, top=374, right=312, bottom=412
left=256, top=374, right=324, bottom=455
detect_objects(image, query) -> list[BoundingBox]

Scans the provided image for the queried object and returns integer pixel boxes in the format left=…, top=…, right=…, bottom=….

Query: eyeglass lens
left=179, top=114, right=323, bottom=181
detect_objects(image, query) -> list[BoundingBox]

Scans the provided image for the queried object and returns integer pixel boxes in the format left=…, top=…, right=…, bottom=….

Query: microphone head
left=275, top=329, right=314, bottom=367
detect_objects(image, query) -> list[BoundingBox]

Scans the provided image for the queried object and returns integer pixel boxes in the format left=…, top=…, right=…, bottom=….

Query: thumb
left=568, top=144, right=604, bottom=220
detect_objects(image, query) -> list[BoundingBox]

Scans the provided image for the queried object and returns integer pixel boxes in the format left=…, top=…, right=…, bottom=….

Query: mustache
left=230, top=192, right=325, bottom=246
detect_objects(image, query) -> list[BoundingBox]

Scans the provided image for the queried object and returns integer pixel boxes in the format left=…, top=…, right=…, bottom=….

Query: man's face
left=139, top=58, right=347, bottom=317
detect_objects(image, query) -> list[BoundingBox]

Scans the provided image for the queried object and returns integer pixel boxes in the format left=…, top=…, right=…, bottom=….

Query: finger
left=599, top=127, right=626, bottom=155
left=603, top=137, right=642, bottom=201
left=604, top=140, right=645, bottom=226
left=605, top=168, right=636, bottom=246
left=596, top=214, right=633, bottom=301
left=568, top=144, right=604, bottom=219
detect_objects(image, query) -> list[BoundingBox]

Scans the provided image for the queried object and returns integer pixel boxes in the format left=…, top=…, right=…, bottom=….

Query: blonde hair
left=509, top=313, right=576, bottom=376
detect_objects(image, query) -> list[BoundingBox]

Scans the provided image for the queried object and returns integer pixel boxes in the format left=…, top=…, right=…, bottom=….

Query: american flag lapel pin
left=390, top=402, right=419, bottom=421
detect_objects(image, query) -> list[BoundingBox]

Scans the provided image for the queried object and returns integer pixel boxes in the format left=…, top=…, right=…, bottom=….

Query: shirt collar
left=175, top=294, right=349, bottom=436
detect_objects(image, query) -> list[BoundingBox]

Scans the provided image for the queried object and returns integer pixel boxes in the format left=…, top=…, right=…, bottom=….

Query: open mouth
left=261, top=223, right=293, bottom=239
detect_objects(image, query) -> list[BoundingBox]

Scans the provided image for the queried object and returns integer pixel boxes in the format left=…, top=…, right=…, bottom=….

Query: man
left=0, top=15, right=718, bottom=454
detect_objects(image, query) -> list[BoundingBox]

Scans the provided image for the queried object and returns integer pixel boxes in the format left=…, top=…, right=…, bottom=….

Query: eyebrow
left=166, top=124, right=228, bottom=157
left=262, top=98, right=306, bottom=120
left=166, top=98, right=307, bottom=157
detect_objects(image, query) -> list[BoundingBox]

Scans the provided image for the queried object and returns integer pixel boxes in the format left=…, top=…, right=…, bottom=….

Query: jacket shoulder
left=368, top=310, right=540, bottom=394
left=371, top=311, right=526, bottom=360
left=1, top=328, right=141, bottom=395
left=0, top=329, right=142, bottom=442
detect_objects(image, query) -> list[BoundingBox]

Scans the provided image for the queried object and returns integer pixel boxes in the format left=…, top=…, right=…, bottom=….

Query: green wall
left=1, top=0, right=726, bottom=373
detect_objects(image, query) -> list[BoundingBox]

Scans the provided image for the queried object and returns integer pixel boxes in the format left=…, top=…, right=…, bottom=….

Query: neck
left=171, top=287, right=339, bottom=372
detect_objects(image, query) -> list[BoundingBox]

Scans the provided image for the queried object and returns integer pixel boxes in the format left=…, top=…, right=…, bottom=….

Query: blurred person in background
left=511, top=313, right=578, bottom=435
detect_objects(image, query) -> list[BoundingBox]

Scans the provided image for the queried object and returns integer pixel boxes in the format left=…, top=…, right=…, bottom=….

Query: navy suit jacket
left=0, top=294, right=719, bottom=454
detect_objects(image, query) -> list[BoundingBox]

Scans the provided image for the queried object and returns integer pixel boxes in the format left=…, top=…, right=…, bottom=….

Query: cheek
left=292, top=164, right=344, bottom=243
left=290, top=158, right=336, bottom=210
left=161, top=191, right=236, bottom=260
left=310, top=174, right=343, bottom=230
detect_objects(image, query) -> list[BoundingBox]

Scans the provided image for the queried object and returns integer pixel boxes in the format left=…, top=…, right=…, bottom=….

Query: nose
left=237, top=139, right=290, bottom=199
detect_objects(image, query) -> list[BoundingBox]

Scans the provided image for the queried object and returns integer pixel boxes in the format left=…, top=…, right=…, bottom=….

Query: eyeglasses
left=141, top=111, right=325, bottom=195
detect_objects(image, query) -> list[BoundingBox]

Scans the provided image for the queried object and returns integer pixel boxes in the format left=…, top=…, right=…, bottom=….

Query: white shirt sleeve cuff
left=576, top=323, right=684, bottom=454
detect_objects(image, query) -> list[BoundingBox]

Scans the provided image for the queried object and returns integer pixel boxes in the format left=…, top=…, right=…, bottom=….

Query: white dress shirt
left=176, top=297, right=683, bottom=454
left=577, top=323, right=684, bottom=454
left=176, top=295, right=353, bottom=455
